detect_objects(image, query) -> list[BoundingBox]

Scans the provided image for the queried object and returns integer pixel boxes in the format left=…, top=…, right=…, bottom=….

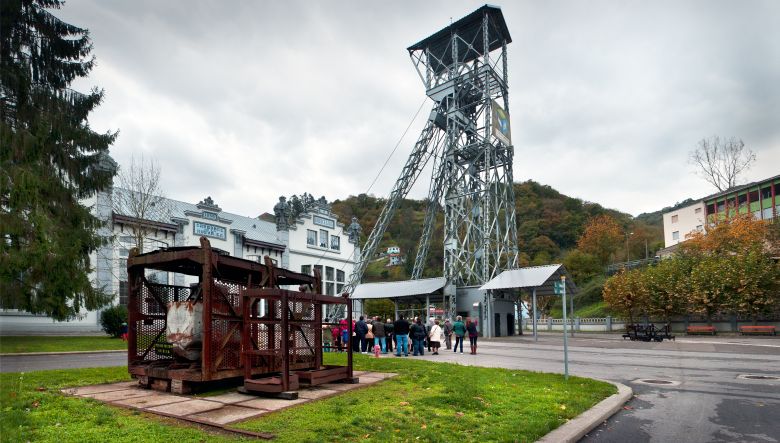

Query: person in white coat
left=428, top=319, right=444, bottom=355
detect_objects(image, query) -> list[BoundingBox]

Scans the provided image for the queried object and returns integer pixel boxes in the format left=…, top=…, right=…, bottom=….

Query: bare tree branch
left=689, top=136, right=756, bottom=192
left=112, top=155, right=171, bottom=252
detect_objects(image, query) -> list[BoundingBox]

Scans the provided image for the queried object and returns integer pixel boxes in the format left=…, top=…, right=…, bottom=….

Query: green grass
left=0, top=336, right=127, bottom=354
left=0, top=356, right=615, bottom=442
left=234, top=354, right=615, bottom=442
left=0, top=366, right=247, bottom=442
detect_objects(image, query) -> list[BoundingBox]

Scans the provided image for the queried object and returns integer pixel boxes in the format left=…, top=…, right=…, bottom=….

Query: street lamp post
left=625, top=231, right=634, bottom=263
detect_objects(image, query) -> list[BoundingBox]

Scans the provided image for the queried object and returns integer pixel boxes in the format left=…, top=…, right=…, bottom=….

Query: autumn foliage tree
left=644, top=258, right=691, bottom=323
left=602, top=269, right=648, bottom=324
left=604, top=212, right=779, bottom=324
left=577, top=214, right=624, bottom=265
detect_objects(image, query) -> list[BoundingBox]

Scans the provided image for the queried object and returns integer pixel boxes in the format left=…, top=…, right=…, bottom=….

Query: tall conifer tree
left=1, top=0, right=117, bottom=320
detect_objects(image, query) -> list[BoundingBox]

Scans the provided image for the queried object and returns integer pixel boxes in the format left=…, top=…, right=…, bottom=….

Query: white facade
left=0, top=189, right=357, bottom=334
left=662, top=201, right=706, bottom=248
left=286, top=208, right=357, bottom=297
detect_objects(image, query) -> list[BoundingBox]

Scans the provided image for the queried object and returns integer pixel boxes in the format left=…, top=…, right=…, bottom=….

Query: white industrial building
left=0, top=185, right=359, bottom=334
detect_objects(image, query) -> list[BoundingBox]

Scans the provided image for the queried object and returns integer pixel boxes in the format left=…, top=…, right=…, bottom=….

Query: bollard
left=606, top=316, right=612, bottom=332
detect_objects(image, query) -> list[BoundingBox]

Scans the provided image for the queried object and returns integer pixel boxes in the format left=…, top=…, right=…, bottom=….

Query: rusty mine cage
left=127, top=237, right=355, bottom=395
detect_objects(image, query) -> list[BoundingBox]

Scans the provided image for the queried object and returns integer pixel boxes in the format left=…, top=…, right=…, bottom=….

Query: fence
left=523, top=316, right=780, bottom=333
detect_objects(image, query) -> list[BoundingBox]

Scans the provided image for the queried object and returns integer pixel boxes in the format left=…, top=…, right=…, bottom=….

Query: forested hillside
left=330, top=180, right=665, bottom=283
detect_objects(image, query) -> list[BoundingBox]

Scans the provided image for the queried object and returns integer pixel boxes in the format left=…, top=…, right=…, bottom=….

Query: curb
left=537, top=380, right=632, bottom=443
left=1, top=350, right=126, bottom=357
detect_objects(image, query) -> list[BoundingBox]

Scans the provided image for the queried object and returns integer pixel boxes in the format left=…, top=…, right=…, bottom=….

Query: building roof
left=407, top=5, right=511, bottom=75
left=479, top=264, right=577, bottom=295
left=699, top=174, right=780, bottom=203
left=112, top=188, right=283, bottom=248
left=351, top=277, right=447, bottom=300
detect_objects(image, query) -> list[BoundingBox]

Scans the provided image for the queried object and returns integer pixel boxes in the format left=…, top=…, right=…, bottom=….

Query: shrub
left=100, top=305, right=128, bottom=337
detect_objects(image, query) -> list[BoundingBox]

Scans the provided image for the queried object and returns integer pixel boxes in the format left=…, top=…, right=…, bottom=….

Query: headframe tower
left=336, top=5, right=518, bottom=320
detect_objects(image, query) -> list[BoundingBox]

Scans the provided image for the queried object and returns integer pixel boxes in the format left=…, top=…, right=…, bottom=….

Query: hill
left=329, top=180, right=665, bottom=282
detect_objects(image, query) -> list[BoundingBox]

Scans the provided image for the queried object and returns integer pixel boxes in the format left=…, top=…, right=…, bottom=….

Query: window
left=336, top=284, right=344, bottom=294
left=696, top=225, right=703, bottom=231
left=319, top=229, right=328, bottom=248
left=314, top=265, right=323, bottom=278
left=301, top=265, right=311, bottom=275
left=326, top=282, right=335, bottom=296
left=119, top=248, right=129, bottom=257
left=748, top=190, right=759, bottom=203
left=330, top=235, right=340, bottom=251
left=336, top=270, right=345, bottom=283
left=325, top=266, right=334, bottom=281
left=119, top=281, right=128, bottom=306
left=716, top=200, right=725, bottom=213
left=706, top=203, right=715, bottom=215
left=672, top=231, right=679, bottom=241
left=694, top=207, right=702, bottom=214
left=307, top=230, right=317, bottom=246
left=761, top=186, right=772, bottom=200
left=671, top=215, right=678, bottom=223
left=738, top=193, right=747, bottom=207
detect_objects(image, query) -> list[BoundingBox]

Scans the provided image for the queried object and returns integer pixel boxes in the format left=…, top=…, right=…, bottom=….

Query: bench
left=739, top=325, right=777, bottom=336
left=686, top=325, right=716, bottom=335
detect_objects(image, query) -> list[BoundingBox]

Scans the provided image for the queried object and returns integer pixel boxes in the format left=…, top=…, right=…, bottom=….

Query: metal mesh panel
left=211, top=280, right=243, bottom=371
left=289, top=300, right=316, bottom=369
left=134, top=282, right=191, bottom=361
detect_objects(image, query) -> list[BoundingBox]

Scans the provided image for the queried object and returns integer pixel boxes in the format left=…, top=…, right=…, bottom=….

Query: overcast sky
left=61, top=0, right=779, bottom=218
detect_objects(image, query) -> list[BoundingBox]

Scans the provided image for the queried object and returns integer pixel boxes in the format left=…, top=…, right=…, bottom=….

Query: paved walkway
left=62, top=371, right=396, bottom=435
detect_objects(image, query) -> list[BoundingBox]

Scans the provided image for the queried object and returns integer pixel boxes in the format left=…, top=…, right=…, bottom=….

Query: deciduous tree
left=113, top=155, right=170, bottom=252
left=0, top=0, right=116, bottom=319
left=689, top=136, right=755, bottom=192
left=603, top=269, right=649, bottom=324
left=577, top=214, right=623, bottom=265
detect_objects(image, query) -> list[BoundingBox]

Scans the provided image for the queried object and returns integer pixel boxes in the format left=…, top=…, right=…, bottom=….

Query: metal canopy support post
left=394, top=299, right=399, bottom=320
left=532, top=287, right=538, bottom=341
left=561, top=276, right=569, bottom=381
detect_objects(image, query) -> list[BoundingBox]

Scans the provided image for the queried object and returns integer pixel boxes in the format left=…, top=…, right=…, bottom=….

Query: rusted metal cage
left=126, top=237, right=353, bottom=395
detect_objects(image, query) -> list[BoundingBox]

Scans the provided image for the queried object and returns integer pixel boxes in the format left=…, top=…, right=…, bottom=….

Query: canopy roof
left=479, top=264, right=577, bottom=295
left=407, top=5, right=511, bottom=75
left=351, top=277, right=447, bottom=301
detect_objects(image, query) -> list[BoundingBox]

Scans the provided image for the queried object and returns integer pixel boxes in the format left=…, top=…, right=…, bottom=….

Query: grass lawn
left=0, top=336, right=127, bottom=354
left=0, top=355, right=615, bottom=442
left=237, top=353, right=615, bottom=442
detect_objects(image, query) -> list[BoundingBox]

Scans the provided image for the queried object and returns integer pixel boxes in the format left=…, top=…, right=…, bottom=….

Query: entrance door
left=507, top=313, right=515, bottom=336
left=494, top=313, right=501, bottom=337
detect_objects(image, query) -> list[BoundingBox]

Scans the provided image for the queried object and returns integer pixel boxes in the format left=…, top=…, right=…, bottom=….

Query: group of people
left=323, top=315, right=480, bottom=356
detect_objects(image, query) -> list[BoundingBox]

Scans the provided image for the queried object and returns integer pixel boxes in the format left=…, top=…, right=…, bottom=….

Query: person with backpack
left=452, top=315, right=466, bottom=354
left=355, top=316, right=369, bottom=353
left=372, top=316, right=386, bottom=354
left=411, top=317, right=427, bottom=356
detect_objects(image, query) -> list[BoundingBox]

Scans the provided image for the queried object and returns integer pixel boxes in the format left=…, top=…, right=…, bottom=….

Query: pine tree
left=1, top=0, right=117, bottom=320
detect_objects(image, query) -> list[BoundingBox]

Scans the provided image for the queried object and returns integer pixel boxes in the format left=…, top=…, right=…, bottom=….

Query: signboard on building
left=491, top=100, right=511, bottom=145
left=313, top=215, right=335, bottom=229
left=193, top=221, right=226, bottom=240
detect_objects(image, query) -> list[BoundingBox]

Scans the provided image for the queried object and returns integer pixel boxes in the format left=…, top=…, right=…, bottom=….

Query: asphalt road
left=418, top=333, right=780, bottom=443
left=2, top=333, right=779, bottom=442
left=0, top=351, right=125, bottom=373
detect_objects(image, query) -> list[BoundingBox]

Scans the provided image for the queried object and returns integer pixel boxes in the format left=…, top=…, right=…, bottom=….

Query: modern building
left=0, top=185, right=359, bottom=334
left=662, top=174, right=780, bottom=248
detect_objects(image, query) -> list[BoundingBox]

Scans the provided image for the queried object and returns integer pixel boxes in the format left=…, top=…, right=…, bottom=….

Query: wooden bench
left=686, top=325, right=716, bottom=335
left=739, top=325, right=777, bottom=336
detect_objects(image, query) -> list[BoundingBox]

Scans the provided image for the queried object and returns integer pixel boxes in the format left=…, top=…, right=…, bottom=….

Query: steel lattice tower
left=335, top=5, right=518, bottom=320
